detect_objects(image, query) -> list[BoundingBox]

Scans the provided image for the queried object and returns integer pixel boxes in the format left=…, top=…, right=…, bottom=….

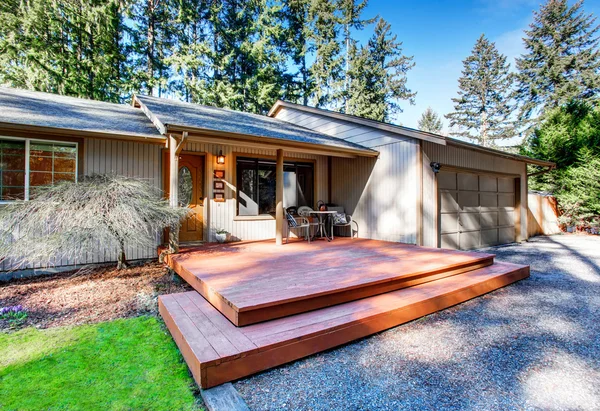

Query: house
left=0, top=87, right=553, bottom=272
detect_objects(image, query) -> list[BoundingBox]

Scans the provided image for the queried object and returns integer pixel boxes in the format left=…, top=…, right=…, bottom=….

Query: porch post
left=276, top=148, right=284, bottom=245
left=168, top=132, right=188, bottom=253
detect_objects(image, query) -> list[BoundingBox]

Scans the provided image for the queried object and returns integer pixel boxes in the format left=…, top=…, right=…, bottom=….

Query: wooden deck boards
left=159, top=261, right=529, bottom=389
left=164, top=239, right=495, bottom=325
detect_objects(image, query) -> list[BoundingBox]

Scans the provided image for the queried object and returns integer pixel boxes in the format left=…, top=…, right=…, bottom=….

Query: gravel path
left=234, top=235, right=600, bottom=410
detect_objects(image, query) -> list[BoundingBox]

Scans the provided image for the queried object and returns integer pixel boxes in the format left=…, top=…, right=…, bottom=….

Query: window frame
left=0, top=136, right=79, bottom=203
left=235, top=156, right=315, bottom=217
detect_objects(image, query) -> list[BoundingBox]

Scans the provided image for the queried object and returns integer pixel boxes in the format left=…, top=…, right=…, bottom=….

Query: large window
left=236, top=157, right=314, bottom=216
left=0, top=137, right=78, bottom=202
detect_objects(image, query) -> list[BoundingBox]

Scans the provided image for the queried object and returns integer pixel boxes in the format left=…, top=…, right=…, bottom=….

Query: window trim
left=0, top=136, right=79, bottom=203
left=234, top=154, right=316, bottom=217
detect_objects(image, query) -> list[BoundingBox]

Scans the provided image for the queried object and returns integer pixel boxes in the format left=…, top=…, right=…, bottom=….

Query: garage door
left=438, top=171, right=516, bottom=250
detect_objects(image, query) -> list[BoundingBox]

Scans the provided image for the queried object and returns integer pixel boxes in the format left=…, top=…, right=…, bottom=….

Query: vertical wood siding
left=274, top=107, right=420, bottom=244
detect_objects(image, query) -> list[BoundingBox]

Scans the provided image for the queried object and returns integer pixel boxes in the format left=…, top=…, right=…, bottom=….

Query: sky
left=356, top=0, right=600, bottom=138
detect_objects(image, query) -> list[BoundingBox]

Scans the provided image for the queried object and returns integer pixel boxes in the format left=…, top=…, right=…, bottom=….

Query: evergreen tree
left=0, top=0, right=127, bottom=102
left=418, top=107, right=443, bottom=134
left=282, top=0, right=313, bottom=105
left=336, top=0, right=372, bottom=112
left=346, top=18, right=415, bottom=122
left=515, top=0, right=600, bottom=123
left=308, top=0, right=342, bottom=108
left=445, top=34, right=515, bottom=147
left=128, top=0, right=178, bottom=97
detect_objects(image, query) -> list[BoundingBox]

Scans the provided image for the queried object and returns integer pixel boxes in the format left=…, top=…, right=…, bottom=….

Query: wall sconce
left=430, top=162, right=441, bottom=174
left=216, top=150, right=225, bottom=165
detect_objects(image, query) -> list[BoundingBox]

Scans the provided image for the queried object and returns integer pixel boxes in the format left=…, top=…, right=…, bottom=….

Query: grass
left=0, top=316, right=202, bottom=411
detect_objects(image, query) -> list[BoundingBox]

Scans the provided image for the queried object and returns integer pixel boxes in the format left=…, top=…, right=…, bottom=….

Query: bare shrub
left=0, top=174, right=188, bottom=270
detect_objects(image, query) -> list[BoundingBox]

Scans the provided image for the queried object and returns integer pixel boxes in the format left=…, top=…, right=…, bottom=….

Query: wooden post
left=168, top=132, right=188, bottom=253
left=276, top=149, right=284, bottom=245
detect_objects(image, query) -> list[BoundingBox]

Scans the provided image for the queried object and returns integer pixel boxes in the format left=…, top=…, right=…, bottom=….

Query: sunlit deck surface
left=159, top=238, right=529, bottom=389
left=163, top=238, right=496, bottom=326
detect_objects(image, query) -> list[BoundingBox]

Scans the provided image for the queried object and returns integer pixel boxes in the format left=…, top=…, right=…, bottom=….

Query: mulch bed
left=0, top=262, right=192, bottom=331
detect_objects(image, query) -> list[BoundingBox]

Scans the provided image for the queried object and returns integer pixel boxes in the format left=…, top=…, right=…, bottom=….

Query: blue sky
left=356, top=0, right=600, bottom=135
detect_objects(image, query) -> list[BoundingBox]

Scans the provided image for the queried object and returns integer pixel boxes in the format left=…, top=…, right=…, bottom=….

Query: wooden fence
left=527, top=193, right=561, bottom=237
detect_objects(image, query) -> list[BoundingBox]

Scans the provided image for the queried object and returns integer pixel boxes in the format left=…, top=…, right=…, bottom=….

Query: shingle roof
left=134, top=95, right=377, bottom=154
left=0, top=87, right=162, bottom=139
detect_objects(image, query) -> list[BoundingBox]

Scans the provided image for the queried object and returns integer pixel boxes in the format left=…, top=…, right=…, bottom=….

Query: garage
left=438, top=170, right=517, bottom=250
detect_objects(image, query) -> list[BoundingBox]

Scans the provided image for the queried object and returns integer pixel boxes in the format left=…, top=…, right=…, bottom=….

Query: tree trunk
left=117, top=242, right=129, bottom=270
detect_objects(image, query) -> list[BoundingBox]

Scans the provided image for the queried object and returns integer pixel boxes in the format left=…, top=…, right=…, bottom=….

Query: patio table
left=309, top=210, right=338, bottom=241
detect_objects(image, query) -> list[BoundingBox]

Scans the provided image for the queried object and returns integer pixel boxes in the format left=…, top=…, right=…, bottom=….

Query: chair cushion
left=333, top=212, right=347, bottom=225
left=286, top=213, right=298, bottom=228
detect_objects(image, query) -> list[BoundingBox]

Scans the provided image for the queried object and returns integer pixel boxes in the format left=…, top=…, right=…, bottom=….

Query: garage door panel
left=499, top=210, right=515, bottom=226
left=498, top=178, right=514, bottom=193
left=499, top=227, right=515, bottom=244
left=438, top=172, right=457, bottom=190
left=480, top=211, right=498, bottom=228
left=481, top=228, right=499, bottom=247
left=441, top=233, right=459, bottom=249
left=498, top=194, right=515, bottom=207
left=479, top=176, right=497, bottom=192
left=459, top=212, right=480, bottom=231
left=480, top=193, right=498, bottom=207
left=458, top=191, right=479, bottom=208
left=440, top=191, right=459, bottom=212
left=441, top=213, right=459, bottom=233
left=437, top=171, right=517, bottom=250
left=459, top=231, right=481, bottom=249
left=458, top=173, right=478, bottom=191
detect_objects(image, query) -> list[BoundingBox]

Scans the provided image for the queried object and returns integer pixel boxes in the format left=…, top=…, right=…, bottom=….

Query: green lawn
left=0, top=316, right=202, bottom=411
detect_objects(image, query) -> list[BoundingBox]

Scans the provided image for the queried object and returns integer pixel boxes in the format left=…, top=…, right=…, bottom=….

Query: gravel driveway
left=234, top=235, right=600, bottom=410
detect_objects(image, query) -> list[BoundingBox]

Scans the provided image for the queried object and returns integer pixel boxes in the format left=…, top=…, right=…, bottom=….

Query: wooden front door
left=165, top=153, right=205, bottom=242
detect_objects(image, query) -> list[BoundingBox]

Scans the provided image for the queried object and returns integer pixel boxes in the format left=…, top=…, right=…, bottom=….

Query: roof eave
left=268, top=100, right=447, bottom=146
left=164, top=123, right=379, bottom=158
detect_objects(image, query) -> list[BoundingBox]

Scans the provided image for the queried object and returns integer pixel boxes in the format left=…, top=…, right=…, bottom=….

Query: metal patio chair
left=285, top=208, right=312, bottom=243
left=328, top=206, right=359, bottom=239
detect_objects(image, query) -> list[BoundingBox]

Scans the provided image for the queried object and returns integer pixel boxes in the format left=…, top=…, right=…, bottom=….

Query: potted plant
left=215, top=228, right=228, bottom=243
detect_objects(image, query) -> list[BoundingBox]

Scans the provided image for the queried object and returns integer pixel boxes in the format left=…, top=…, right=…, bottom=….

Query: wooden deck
left=163, top=238, right=495, bottom=326
left=159, top=261, right=529, bottom=389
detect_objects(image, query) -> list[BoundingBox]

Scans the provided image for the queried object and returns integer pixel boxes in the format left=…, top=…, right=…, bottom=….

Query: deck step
left=159, top=261, right=529, bottom=389
left=164, top=239, right=495, bottom=326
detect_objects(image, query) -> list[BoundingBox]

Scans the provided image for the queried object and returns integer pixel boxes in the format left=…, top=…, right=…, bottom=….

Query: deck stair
left=159, top=239, right=529, bottom=389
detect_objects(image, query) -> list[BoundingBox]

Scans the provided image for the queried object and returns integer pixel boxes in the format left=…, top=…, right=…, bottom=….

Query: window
left=236, top=157, right=314, bottom=216
left=0, top=137, right=78, bottom=202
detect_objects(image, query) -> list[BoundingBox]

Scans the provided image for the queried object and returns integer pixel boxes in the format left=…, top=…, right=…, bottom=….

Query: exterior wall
left=182, top=140, right=328, bottom=242
left=422, top=141, right=529, bottom=246
left=276, top=106, right=420, bottom=244
left=1, top=136, right=163, bottom=272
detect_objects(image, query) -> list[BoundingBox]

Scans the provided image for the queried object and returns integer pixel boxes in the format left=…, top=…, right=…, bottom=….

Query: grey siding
left=275, top=106, right=420, bottom=244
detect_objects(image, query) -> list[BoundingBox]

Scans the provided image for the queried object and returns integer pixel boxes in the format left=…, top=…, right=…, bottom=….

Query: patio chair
left=328, top=206, right=358, bottom=239
left=285, top=208, right=312, bottom=243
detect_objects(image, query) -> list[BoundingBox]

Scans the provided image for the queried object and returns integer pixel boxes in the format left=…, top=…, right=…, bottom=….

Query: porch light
left=216, top=150, right=226, bottom=164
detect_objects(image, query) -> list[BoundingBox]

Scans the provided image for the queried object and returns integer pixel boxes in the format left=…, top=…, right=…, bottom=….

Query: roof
left=268, top=100, right=555, bottom=167
left=0, top=87, right=163, bottom=140
left=133, top=95, right=378, bottom=156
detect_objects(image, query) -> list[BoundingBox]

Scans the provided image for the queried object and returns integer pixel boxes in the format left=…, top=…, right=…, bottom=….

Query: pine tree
left=445, top=34, right=515, bottom=147
left=128, top=0, right=178, bottom=97
left=346, top=18, right=415, bottom=122
left=308, top=0, right=342, bottom=108
left=418, top=107, right=443, bottom=134
left=282, top=0, right=313, bottom=105
left=515, top=0, right=600, bottom=123
left=335, top=0, right=373, bottom=112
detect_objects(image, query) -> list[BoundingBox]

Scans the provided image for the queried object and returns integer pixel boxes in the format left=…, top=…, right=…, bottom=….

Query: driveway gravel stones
left=234, top=235, right=600, bottom=410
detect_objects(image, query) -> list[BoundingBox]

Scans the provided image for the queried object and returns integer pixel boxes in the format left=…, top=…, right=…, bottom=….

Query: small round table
left=309, top=210, right=338, bottom=241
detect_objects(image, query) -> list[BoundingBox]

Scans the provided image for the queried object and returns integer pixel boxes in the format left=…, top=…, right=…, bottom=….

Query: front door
left=165, top=153, right=205, bottom=242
